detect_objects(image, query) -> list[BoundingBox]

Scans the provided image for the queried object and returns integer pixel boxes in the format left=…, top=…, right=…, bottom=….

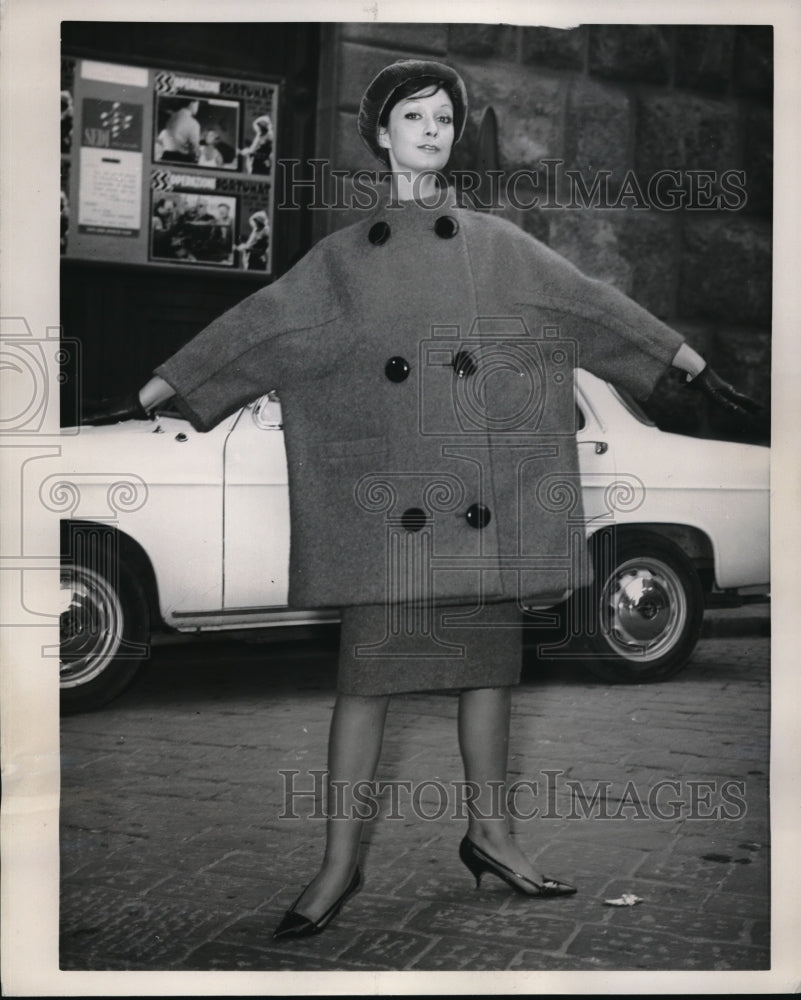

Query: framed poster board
left=61, top=56, right=278, bottom=275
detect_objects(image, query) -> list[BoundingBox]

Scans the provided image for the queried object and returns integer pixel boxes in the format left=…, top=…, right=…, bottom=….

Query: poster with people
left=148, top=171, right=271, bottom=272
left=150, top=191, right=238, bottom=266
left=153, top=94, right=240, bottom=170
left=60, top=58, right=278, bottom=274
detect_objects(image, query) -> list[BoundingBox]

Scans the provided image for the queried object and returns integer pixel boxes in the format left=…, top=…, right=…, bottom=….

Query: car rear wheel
left=60, top=526, right=149, bottom=714
left=581, top=530, right=704, bottom=683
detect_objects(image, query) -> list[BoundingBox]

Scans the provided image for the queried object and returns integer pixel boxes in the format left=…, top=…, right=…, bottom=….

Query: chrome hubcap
left=60, top=564, right=123, bottom=687
left=600, top=558, right=686, bottom=661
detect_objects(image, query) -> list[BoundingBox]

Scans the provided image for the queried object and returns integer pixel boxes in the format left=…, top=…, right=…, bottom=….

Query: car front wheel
left=581, top=530, right=704, bottom=683
left=60, top=527, right=149, bottom=714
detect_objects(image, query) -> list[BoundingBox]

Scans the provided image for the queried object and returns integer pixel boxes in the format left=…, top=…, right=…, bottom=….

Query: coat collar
left=369, top=181, right=462, bottom=220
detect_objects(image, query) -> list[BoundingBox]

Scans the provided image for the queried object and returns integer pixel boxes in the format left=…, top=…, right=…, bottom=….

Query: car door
left=575, top=381, right=618, bottom=527
left=222, top=394, right=290, bottom=608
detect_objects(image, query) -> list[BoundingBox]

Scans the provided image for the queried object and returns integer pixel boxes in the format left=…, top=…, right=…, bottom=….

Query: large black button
left=401, top=507, right=427, bottom=532
left=368, top=221, right=391, bottom=245
left=385, top=356, right=410, bottom=383
left=452, top=350, right=476, bottom=378
left=465, top=504, right=491, bottom=529
left=434, top=215, right=459, bottom=239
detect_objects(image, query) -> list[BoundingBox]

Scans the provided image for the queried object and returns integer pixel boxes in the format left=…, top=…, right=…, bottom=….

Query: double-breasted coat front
left=157, top=191, right=684, bottom=638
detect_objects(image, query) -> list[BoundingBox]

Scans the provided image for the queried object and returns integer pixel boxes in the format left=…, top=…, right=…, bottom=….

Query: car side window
left=575, top=403, right=586, bottom=431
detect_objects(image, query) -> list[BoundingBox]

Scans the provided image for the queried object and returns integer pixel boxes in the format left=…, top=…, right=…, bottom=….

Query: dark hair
left=378, top=76, right=455, bottom=128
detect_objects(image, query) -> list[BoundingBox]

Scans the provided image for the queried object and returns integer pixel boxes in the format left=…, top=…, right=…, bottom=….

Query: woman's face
left=378, top=87, right=454, bottom=177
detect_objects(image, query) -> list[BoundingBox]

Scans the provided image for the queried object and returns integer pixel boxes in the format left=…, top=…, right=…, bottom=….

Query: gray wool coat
left=156, top=191, right=684, bottom=610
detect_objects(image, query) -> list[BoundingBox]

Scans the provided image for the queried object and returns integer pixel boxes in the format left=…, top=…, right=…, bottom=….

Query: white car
left=58, top=370, right=769, bottom=714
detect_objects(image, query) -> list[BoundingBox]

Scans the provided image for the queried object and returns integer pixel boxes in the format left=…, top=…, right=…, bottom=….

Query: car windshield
left=607, top=385, right=656, bottom=426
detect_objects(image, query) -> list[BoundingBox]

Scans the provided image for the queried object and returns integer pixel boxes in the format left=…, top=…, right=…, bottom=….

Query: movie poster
left=61, top=59, right=278, bottom=274
left=78, top=98, right=144, bottom=236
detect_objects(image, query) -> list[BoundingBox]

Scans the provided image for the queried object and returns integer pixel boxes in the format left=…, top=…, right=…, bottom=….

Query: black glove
left=81, top=391, right=152, bottom=426
left=689, top=367, right=763, bottom=419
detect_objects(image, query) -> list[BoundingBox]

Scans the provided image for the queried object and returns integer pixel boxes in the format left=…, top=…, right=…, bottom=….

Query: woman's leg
left=457, top=685, right=547, bottom=883
left=284, top=692, right=389, bottom=921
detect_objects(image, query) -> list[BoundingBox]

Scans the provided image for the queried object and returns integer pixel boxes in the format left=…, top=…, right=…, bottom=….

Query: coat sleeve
left=480, top=217, right=686, bottom=400
left=154, top=238, right=352, bottom=431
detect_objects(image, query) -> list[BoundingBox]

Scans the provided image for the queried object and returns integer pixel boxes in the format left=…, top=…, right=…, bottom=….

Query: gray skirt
left=337, top=600, right=523, bottom=696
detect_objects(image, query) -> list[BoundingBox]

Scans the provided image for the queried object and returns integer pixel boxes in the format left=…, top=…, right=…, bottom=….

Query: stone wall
left=312, top=23, right=772, bottom=442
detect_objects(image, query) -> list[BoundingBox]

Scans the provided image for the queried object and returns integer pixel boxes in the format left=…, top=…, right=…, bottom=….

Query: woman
left=235, top=209, right=270, bottom=270
left=197, top=127, right=224, bottom=168
left=86, top=60, right=760, bottom=938
left=239, top=114, right=274, bottom=175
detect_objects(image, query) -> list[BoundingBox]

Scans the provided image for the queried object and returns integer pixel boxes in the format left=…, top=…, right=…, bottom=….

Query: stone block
left=636, top=92, right=741, bottom=179
left=566, top=922, right=768, bottom=969
left=707, top=326, right=771, bottom=441
left=532, top=839, right=645, bottom=880
left=548, top=210, right=634, bottom=295
left=718, top=855, right=770, bottom=896
left=607, top=899, right=749, bottom=945
left=333, top=109, right=379, bottom=173
left=62, top=886, right=239, bottom=968
left=734, top=26, right=773, bottom=101
left=741, top=104, right=773, bottom=218
left=341, top=22, right=448, bottom=55
left=509, top=951, right=622, bottom=971
left=156, top=870, right=279, bottom=912
left=406, top=900, right=578, bottom=951
left=564, top=76, right=631, bottom=182
left=711, top=325, right=771, bottom=394
left=623, top=210, right=679, bottom=319
left=409, top=936, right=525, bottom=970
left=521, top=25, right=586, bottom=71
left=634, top=848, right=741, bottom=887
left=447, top=23, right=518, bottom=60
left=337, top=41, right=430, bottom=111
left=336, top=926, right=437, bottom=967
left=178, top=940, right=345, bottom=970
left=679, top=217, right=772, bottom=326
left=546, top=206, right=676, bottom=318
left=453, top=60, right=566, bottom=171
left=674, top=26, right=736, bottom=94
left=589, top=25, right=671, bottom=84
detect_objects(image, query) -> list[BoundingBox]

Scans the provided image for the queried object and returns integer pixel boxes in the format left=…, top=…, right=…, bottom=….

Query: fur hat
left=357, top=59, right=468, bottom=164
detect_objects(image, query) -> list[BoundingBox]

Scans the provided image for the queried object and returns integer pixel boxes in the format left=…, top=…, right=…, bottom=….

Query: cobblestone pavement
left=59, top=607, right=774, bottom=983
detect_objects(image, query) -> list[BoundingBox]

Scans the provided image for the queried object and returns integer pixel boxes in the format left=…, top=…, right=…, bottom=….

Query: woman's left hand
left=81, top=391, right=152, bottom=426
left=689, top=366, right=764, bottom=418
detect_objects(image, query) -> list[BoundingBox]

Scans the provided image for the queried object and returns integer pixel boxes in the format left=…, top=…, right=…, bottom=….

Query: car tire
left=60, top=526, right=150, bottom=714
left=579, top=529, right=704, bottom=683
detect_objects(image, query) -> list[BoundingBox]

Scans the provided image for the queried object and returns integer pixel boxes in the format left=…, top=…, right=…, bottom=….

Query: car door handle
left=580, top=440, right=608, bottom=454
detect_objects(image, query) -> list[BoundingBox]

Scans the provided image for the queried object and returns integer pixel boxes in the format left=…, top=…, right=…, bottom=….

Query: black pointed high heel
left=272, top=867, right=362, bottom=940
left=459, top=835, right=576, bottom=897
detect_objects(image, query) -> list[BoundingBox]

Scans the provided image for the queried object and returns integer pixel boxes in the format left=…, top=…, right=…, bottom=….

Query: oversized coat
left=155, top=190, right=684, bottom=611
